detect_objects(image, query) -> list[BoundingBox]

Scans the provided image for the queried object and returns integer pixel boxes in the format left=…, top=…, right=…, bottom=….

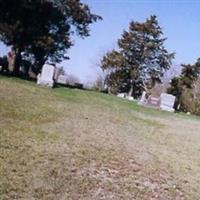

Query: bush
left=180, top=80, right=200, bottom=115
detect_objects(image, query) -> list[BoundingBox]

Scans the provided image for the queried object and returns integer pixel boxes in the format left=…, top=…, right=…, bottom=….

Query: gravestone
left=126, top=96, right=134, bottom=101
left=7, top=50, right=16, bottom=72
left=117, top=93, right=125, bottom=98
left=160, top=93, right=175, bottom=112
left=147, top=96, right=160, bottom=107
left=138, top=91, right=147, bottom=104
left=57, top=75, right=68, bottom=85
left=37, top=64, right=55, bottom=87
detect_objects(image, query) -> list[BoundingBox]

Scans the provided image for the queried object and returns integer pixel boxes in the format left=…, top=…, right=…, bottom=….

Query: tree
left=167, top=58, right=200, bottom=110
left=167, top=77, right=183, bottom=110
left=0, top=0, right=101, bottom=76
left=180, top=61, right=200, bottom=88
left=100, top=15, right=174, bottom=98
left=93, top=73, right=106, bottom=92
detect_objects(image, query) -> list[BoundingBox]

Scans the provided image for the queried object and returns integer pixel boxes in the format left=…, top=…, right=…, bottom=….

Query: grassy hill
left=1, top=76, right=200, bottom=200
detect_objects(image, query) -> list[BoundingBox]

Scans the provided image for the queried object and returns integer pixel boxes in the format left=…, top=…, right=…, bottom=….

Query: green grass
left=1, top=76, right=200, bottom=200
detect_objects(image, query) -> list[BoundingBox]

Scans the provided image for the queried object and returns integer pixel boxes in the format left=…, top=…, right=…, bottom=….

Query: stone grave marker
left=147, top=95, right=160, bottom=107
left=57, top=75, right=68, bottom=85
left=138, top=91, right=147, bottom=104
left=160, top=93, right=175, bottom=112
left=7, top=50, right=16, bottom=72
left=117, top=93, right=125, bottom=98
left=37, top=64, right=55, bottom=87
left=126, top=96, right=134, bottom=101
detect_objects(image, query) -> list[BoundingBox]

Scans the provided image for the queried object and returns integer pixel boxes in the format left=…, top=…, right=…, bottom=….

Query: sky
left=1, top=0, right=200, bottom=83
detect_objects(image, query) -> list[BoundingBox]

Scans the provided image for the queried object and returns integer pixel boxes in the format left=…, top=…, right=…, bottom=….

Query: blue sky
left=1, top=0, right=200, bottom=82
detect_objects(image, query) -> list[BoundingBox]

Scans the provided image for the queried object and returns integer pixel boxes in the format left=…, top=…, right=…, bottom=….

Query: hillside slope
left=1, top=77, right=200, bottom=200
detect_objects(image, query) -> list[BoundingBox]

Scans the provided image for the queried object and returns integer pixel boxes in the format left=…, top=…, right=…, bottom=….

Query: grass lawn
left=1, top=76, right=200, bottom=200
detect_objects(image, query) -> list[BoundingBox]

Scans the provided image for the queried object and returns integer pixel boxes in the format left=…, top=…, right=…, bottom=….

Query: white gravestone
left=117, top=93, right=125, bottom=98
left=138, top=91, right=147, bottom=104
left=57, top=75, right=68, bottom=85
left=126, top=96, right=134, bottom=101
left=37, top=64, right=55, bottom=87
left=160, top=93, right=175, bottom=112
left=7, top=50, right=16, bottom=72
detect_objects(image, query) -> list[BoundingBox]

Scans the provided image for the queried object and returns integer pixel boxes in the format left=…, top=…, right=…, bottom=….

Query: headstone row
left=139, top=91, right=175, bottom=112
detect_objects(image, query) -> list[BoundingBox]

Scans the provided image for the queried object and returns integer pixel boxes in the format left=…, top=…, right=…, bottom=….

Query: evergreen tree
left=101, top=15, right=174, bottom=98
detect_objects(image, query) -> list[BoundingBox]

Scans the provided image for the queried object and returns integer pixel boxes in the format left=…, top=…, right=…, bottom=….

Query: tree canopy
left=0, top=0, right=101, bottom=74
left=100, top=15, right=174, bottom=98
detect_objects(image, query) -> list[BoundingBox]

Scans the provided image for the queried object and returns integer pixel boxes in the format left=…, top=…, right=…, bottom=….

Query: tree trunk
left=33, top=59, right=45, bottom=75
left=13, top=49, right=22, bottom=77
